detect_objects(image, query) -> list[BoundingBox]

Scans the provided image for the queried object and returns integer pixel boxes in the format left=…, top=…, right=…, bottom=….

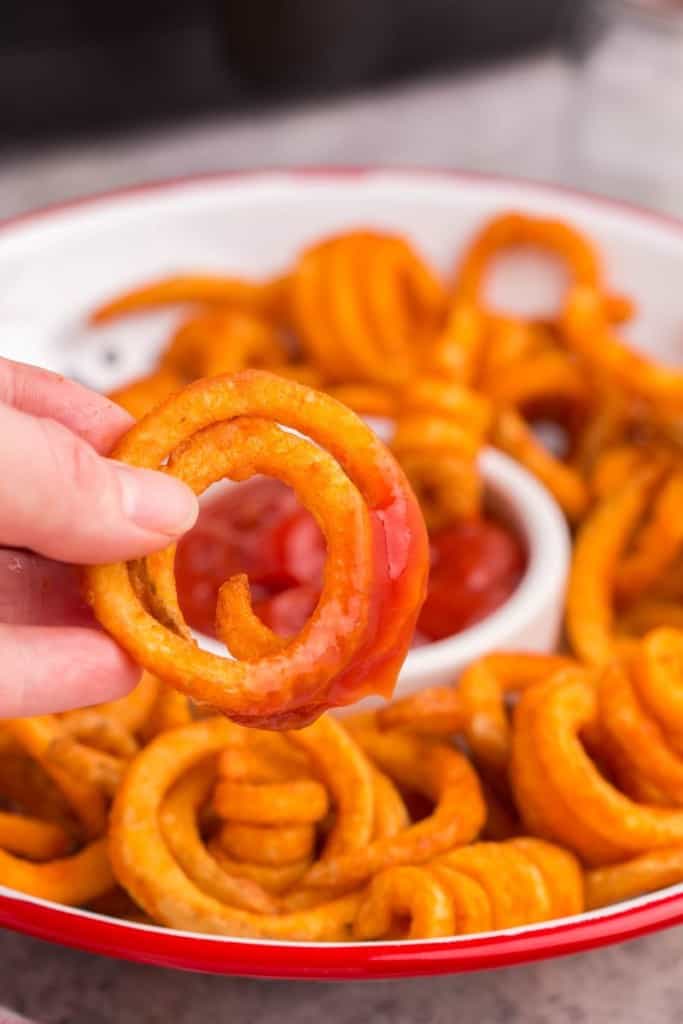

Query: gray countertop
left=2, top=925, right=682, bottom=1024
left=0, top=51, right=681, bottom=1023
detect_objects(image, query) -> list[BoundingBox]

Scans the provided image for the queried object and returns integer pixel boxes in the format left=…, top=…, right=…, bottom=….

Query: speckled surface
left=1, top=51, right=682, bottom=1022
left=1, top=926, right=683, bottom=1024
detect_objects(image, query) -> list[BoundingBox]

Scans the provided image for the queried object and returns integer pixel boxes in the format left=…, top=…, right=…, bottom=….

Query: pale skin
left=0, top=358, right=199, bottom=718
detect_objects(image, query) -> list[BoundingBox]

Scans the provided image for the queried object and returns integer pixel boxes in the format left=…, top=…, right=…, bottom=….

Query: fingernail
left=114, top=462, right=199, bottom=537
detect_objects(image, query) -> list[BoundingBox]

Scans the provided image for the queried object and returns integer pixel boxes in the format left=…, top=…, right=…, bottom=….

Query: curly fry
left=217, top=821, right=315, bottom=865
left=563, top=286, right=683, bottom=411
left=208, top=839, right=311, bottom=896
left=585, top=845, right=683, bottom=909
left=0, top=839, right=113, bottom=905
left=6, top=718, right=107, bottom=838
left=354, top=866, right=455, bottom=940
left=380, top=652, right=573, bottom=778
left=90, top=274, right=286, bottom=324
left=110, top=719, right=361, bottom=939
left=428, top=838, right=583, bottom=931
left=213, top=776, right=328, bottom=826
left=455, top=212, right=628, bottom=320
left=139, top=685, right=192, bottom=741
left=434, top=844, right=546, bottom=927
left=85, top=371, right=428, bottom=729
left=426, top=302, right=485, bottom=384
left=391, top=377, right=490, bottom=529
left=159, top=760, right=277, bottom=913
left=484, top=348, right=586, bottom=410
left=0, top=811, right=72, bottom=861
left=492, top=408, right=588, bottom=521
left=370, top=768, right=410, bottom=839
left=566, top=470, right=659, bottom=664
left=161, top=308, right=288, bottom=381
left=59, top=710, right=139, bottom=759
left=597, top=632, right=683, bottom=806
left=303, top=718, right=485, bottom=890
left=511, top=669, right=683, bottom=865
left=289, top=231, right=446, bottom=385
left=0, top=746, right=73, bottom=828
left=615, top=470, right=683, bottom=601
left=325, top=384, right=398, bottom=419
left=44, top=738, right=124, bottom=799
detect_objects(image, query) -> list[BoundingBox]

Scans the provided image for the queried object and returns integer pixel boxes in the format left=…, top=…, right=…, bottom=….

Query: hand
left=0, top=358, right=198, bottom=718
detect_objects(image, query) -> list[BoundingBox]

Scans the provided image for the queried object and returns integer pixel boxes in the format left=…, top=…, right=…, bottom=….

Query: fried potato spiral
left=86, top=371, right=428, bottom=729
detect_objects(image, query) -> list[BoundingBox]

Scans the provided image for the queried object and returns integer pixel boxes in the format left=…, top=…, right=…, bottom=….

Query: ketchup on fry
left=176, top=479, right=526, bottom=646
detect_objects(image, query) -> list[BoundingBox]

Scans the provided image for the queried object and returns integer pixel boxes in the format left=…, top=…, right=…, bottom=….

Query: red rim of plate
left=1, top=167, right=683, bottom=978
left=1, top=886, right=683, bottom=978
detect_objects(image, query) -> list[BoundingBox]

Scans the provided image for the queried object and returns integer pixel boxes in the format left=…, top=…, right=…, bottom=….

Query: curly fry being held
left=85, top=371, right=428, bottom=729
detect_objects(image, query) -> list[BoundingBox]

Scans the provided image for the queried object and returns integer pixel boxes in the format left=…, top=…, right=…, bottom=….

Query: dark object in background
left=1, top=0, right=583, bottom=143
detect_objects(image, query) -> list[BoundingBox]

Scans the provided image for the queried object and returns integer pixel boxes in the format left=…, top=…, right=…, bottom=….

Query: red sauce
left=176, top=479, right=526, bottom=653
left=417, top=519, right=526, bottom=642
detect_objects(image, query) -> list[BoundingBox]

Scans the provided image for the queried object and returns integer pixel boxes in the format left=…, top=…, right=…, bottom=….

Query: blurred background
left=2, top=0, right=683, bottom=217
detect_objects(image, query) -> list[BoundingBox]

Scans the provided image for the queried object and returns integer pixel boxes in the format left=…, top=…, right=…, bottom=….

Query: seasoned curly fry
left=380, top=652, right=573, bottom=777
left=139, top=685, right=192, bottom=741
left=511, top=668, right=683, bottom=865
left=213, top=776, right=328, bottom=826
left=615, top=470, right=683, bottom=602
left=585, top=845, right=683, bottom=909
left=44, top=738, right=124, bottom=799
left=303, top=717, right=485, bottom=890
left=217, top=821, right=315, bottom=865
left=59, top=710, right=139, bottom=759
left=110, top=718, right=361, bottom=939
left=563, top=286, right=683, bottom=411
left=289, top=231, right=446, bottom=385
left=426, top=302, right=485, bottom=384
left=86, top=371, right=428, bottom=729
left=6, top=718, right=107, bottom=838
left=566, top=470, right=659, bottom=664
left=0, top=811, right=72, bottom=861
left=326, top=384, right=398, bottom=419
left=0, top=839, right=113, bottom=905
left=353, top=866, right=455, bottom=940
left=492, top=408, right=588, bottom=521
left=159, top=761, right=278, bottom=913
left=161, top=308, right=288, bottom=381
left=455, top=212, right=628, bottom=320
left=425, top=838, right=583, bottom=933
left=597, top=632, right=683, bottom=806
left=90, top=274, right=287, bottom=324
left=391, top=377, right=491, bottom=529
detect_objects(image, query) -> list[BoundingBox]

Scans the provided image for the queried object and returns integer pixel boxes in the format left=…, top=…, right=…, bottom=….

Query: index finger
left=0, top=358, right=133, bottom=454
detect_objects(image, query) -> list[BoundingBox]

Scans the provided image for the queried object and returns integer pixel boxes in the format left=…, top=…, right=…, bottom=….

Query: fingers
left=0, top=548, right=93, bottom=626
left=0, top=623, right=140, bottom=718
left=0, top=358, right=133, bottom=454
left=0, top=403, right=198, bottom=563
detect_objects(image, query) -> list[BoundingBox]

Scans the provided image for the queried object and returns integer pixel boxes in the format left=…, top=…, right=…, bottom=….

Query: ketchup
left=176, top=480, right=526, bottom=646
left=417, top=519, right=526, bottom=641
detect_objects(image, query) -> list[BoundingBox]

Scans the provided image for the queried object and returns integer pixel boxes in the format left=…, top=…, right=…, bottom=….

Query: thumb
left=0, top=403, right=198, bottom=564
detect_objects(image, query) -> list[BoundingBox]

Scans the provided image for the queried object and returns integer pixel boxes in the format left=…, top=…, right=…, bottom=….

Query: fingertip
left=114, top=463, right=199, bottom=538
